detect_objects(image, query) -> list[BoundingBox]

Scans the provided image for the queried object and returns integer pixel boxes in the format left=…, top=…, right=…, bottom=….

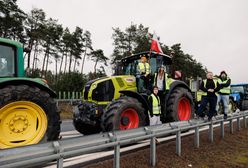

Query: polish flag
left=150, top=33, right=163, bottom=54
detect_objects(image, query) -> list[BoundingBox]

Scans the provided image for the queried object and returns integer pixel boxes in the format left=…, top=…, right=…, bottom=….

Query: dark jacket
left=200, top=79, right=221, bottom=97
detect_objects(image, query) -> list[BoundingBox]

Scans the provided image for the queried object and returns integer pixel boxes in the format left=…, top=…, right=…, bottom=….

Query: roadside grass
left=58, top=102, right=73, bottom=119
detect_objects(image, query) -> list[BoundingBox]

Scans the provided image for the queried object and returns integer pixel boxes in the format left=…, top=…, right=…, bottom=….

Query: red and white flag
left=150, top=33, right=163, bottom=54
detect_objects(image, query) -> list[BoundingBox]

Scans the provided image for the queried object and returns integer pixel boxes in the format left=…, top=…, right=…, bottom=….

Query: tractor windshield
left=231, top=86, right=244, bottom=94
left=123, top=56, right=169, bottom=76
left=0, top=44, right=15, bottom=77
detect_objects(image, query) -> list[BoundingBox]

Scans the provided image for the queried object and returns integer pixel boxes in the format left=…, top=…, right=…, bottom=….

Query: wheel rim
left=120, top=108, right=139, bottom=130
left=178, top=97, right=191, bottom=120
left=0, top=101, right=47, bottom=149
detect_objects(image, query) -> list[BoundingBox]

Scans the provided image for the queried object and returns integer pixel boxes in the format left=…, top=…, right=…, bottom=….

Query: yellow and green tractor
left=0, top=38, right=61, bottom=149
left=73, top=51, right=194, bottom=134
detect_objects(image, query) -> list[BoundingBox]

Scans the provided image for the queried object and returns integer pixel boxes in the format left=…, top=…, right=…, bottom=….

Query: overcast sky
left=17, top=0, right=248, bottom=84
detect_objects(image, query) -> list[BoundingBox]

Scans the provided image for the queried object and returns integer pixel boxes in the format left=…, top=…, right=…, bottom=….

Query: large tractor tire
left=0, top=85, right=61, bottom=149
left=101, top=97, right=146, bottom=132
left=73, top=119, right=101, bottom=135
left=73, top=103, right=101, bottom=135
left=166, top=87, right=194, bottom=121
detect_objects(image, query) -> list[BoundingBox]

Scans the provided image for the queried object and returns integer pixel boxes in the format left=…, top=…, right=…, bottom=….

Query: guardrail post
left=220, top=121, right=224, bottom=138
left=244, top=116, right=247, bottom=128
left=114, top=142, right=120, bottom=168
left=59, top=91, right=61, bottom=99
left=53, top=141, right=64, bottom=168
left=194, top=126, right=199, bottom=148
left=176, top=130, right=181, bottom=156
left=229, top=119, right=234, bottom=134
left=63, top=91, right=66, bottom=99
left=209, top=122, right=213, bottom=142
left=237, top=117, right=241, bottom=131
left=108, top=132, right=120, bottom=168
left=150, top=135, right=156, bottom=167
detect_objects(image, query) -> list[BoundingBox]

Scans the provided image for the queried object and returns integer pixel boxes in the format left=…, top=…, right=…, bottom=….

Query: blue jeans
left=197, top=96, right=217, bottom=119
left=216, top=94, right=229, bottom=115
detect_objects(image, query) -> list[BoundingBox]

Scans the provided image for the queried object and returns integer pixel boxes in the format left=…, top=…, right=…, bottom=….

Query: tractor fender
left=119, top=90, right=151, bottom=116
left=165, top=80, right=191, bottom=103
left=0, top=79, right=57, bottom=98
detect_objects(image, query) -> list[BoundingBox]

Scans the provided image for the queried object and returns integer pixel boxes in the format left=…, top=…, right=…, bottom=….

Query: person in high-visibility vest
left=137, top=55, right=150, bottom=92
left=216, top=71, right=231, bottom=119
left=148, top=86, right=162, bottom=125
left=196, top=71, right=221, bottom=121
left=153, top=65, right=168, bottom=113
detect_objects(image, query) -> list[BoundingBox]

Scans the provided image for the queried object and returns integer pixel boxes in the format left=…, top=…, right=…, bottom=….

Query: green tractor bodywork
left=0, top=38, right=60, bottom=149
left=73, top=51, right=194, bottom=135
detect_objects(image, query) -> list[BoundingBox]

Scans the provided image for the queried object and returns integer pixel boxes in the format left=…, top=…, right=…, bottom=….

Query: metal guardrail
left=0, top=111, right=247, bottom=168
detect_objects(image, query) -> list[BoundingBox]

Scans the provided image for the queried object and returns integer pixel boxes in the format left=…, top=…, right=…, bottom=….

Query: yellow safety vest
left=138, top=62, right=150, bottom=75
left=217, top=78, right=231, bottom=94
left=150, top=94, right=161, bottom=115
left=154, top=73, right=169, bottom=91
left=201, top=79, right=218, bottom=96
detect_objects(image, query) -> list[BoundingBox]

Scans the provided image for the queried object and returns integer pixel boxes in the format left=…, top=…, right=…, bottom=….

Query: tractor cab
left=117, top=51, right=172, bottom=76
left=0, top=38, right=24, bottom=78
left=116, top=51, right=172, bottom=92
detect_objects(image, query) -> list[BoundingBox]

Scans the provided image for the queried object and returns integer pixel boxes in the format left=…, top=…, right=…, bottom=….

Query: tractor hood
left=82, top=75, right=137, bottom=104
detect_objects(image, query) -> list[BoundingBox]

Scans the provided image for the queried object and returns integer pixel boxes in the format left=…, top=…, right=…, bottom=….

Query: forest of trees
left=0, top=0, right=207, bottom=92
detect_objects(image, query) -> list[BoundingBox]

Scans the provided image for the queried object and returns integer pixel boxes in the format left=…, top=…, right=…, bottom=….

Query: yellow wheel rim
left=0, top=101, right=48, bottom=149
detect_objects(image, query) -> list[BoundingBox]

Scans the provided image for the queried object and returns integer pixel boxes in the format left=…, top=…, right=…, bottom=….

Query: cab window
left=0, top=44, right=15, bottom=77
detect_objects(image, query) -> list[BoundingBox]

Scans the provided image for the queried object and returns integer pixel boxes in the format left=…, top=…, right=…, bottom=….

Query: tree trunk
left=27, top=40, right=34, bottom=68
left=32, top=40, right=38, bottom=70
left=41, top=52, right=47, bottom=77
left=94, top=60, right=98, bottom=74
left=73, top=58, right=77, bottom=72
left=81, top=49, right=87, bottom=74
left=59, top=51, right=64, bottom=74
left=55, top=58, right=58, bottom=82
left=64, top=53, right=68, bottom=74
left=45, top=54, right=49, bottom=77
left=68, top=53, right=72, bottom=73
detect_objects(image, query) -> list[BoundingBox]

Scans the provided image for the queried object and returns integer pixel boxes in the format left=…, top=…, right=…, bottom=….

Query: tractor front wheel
left=166, top=87, right=194, bottom=121
left=0, top=85, right=61, bottom=149
left=101, top=97, right=146, bottom=132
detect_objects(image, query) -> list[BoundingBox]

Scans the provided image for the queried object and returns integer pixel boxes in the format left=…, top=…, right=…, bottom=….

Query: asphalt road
left=61, top=119, right=74, bottom=132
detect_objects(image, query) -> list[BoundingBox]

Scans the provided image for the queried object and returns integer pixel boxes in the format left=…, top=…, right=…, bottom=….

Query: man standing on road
left=196, top=71, right=221, bottom=121
left=216, top=71, right=231, bottom=119
left=148, top=86, right=162, bottom=125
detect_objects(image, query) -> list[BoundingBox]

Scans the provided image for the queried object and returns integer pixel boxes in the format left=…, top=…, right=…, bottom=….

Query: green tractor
left=73, top=51, right=194, bottom=134
left=0, top=38, right=60, bottom=149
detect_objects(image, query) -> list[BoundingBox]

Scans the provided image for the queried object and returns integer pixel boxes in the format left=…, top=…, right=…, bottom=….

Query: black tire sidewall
left=167, top=88, right=194, bottom=121
left=0, top=85, right=60, bottom=141
left=102, top=97, right=146, bottom=131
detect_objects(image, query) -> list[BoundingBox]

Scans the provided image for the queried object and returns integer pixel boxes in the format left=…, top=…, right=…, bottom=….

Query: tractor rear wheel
left=0, top=85, right=61, bottom=149
left=166, top=87, right=194, bottom=121
left=101, top=97, right=146, bottom=132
